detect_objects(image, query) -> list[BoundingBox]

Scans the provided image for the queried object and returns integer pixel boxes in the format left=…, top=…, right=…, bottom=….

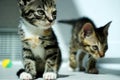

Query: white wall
left=55, top=0, right=80, bottom=60
left=73, top=0, right=120, bottom=58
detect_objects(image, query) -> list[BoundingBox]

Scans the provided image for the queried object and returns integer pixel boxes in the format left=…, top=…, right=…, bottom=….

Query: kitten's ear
left=81, top=23, right=94, bottom=38
left=18, top=0, right=34, bottom=9
left=103, top=21, right=112, bottom=36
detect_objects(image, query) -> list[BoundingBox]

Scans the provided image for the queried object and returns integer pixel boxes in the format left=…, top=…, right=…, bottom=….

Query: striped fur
left=58, top=17, right=111, bottom=74
left=17, top=0, right=61, bottom=79
left=18, top=0, right=57, bottom=29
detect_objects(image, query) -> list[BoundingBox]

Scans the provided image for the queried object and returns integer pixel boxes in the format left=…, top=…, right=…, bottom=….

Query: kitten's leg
left=86, top=57, right=99, bottom=74
left=19, top=48, right=37, bottom=79
left=23, top=58, right=37, bottom=78
left=43, top=50, right=61, bottom=80
left=78, top=52, right=86, bottom=71
left=69, top=44, right=77, bottom=71
left=18, top=59, right=36, bottom=80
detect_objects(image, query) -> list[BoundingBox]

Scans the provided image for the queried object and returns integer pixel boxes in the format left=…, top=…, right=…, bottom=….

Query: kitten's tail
left=58, top=19, right=77, bottom=25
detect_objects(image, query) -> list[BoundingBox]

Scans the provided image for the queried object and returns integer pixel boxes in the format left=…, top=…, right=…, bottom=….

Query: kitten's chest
left=25, top=35, right=45, bottom=59
left=20, top=25, right=46, bottom=59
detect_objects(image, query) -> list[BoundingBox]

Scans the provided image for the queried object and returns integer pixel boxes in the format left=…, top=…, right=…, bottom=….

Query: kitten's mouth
left=92, top=55, right=100, bottom=59
left=45, top=23, right=52, bottom=27
left=44, top=22, right=54, bottom=27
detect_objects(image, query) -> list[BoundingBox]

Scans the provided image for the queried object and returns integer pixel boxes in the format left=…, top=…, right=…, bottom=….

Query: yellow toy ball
left=2, top=59, right=12, bottom=68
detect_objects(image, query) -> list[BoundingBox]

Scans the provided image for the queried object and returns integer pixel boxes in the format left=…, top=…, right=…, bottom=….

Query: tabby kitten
left=17, top=0, right=62, bottom=80
left=58, top=17, right=111, bottom=74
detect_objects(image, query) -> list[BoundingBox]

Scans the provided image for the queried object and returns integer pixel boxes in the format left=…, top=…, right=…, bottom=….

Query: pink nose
left=99, top=53, right=105, bottom=57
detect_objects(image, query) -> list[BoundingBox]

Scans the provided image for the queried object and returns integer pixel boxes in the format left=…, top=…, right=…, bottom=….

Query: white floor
left=0, top=61, right=120, bottom=80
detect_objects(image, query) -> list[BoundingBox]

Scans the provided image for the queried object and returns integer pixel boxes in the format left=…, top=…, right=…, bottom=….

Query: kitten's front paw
left=69, top=61, right=77, bottom=70
left=19, top=72, right=33, bottom=80
left=87, top=68, right=99, bottom=74
left=43, top=72, right=57, bottom=80
left=79, top=66, right=85, bottom=71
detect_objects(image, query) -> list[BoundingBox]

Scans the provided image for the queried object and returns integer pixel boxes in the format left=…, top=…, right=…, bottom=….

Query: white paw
left=43, top=72, right=57, bottom=80
left=19, top=72, right=33, bottom=80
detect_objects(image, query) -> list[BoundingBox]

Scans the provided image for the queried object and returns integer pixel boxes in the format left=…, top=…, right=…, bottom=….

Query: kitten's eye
left=52, top=10, right=57, bottom=19
left=37, top=10, right=45, bottom=15
left=104, top=45, right=108, bottom=51
left=92, top=45, right=98, bottom=50
left=26, top=10, right=34, bottom=17
left=52, top=10, right=57, bottom=16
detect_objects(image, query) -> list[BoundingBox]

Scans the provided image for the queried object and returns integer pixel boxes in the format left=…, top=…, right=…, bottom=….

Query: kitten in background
left=58, top=17, right=111, bottom=74
left=17, top=0, right=62, bottom=79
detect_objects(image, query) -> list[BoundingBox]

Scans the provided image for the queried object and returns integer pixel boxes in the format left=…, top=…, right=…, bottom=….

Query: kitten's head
left=79, top=21, right=111, bottom=59
left=18, top=0, right=56, bottom=29
left=58, top=17, right=111, bottom=59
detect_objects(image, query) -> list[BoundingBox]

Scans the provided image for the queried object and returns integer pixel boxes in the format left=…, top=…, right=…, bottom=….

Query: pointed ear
left=81, top=23, right=94, bottom=38
left=103, top=21, right=112, bottom=36
left=18, top=0, right=35, bottom=9
left=18, top=0, right=26, bottom=8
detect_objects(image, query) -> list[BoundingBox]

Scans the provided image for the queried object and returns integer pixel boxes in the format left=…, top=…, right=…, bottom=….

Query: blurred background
left=0, top=0, right=120, bottom=80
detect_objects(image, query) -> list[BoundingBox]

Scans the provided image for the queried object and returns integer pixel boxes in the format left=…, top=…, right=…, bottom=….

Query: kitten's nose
left=99, top=52, right=105, bottom=58
left=48, top=19, right=53, bottom=23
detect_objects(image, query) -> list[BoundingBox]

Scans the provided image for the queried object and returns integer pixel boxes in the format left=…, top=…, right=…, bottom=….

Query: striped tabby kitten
left=17, top=0, right=62, bottom=79
left=58, top=17, right=111, bottom=74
